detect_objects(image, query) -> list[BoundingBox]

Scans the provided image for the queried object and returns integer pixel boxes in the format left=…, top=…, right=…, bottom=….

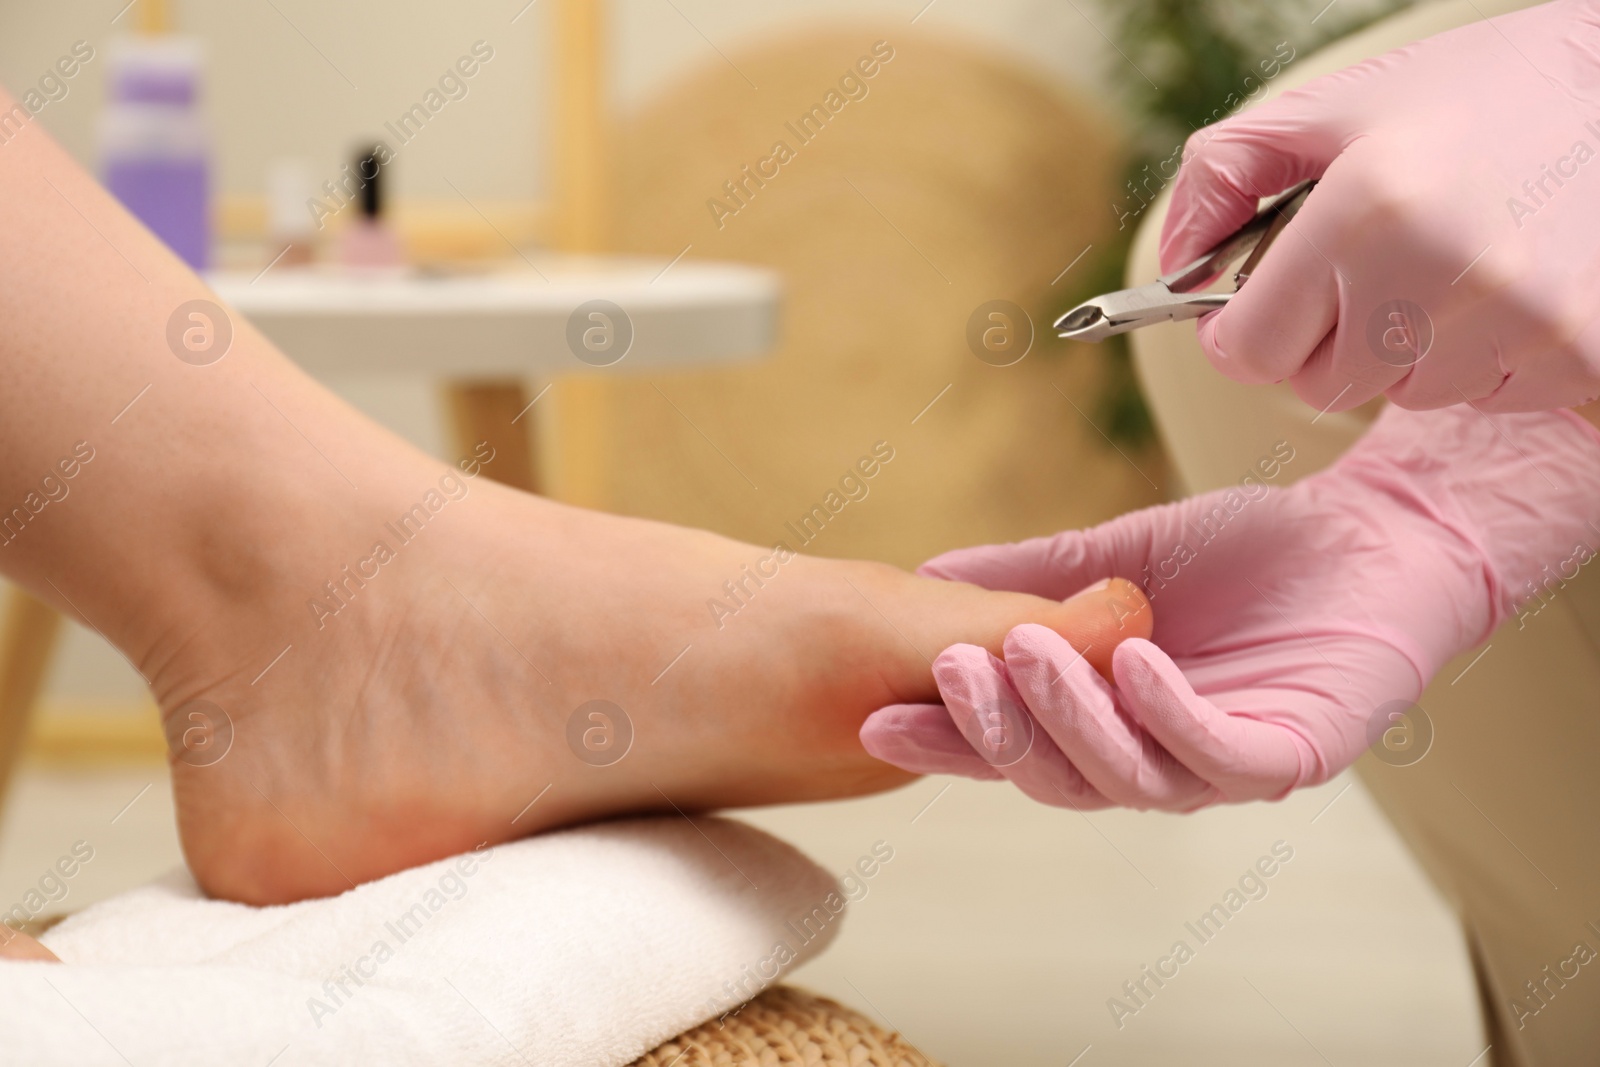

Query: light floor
left=747, top=775, right=1484, bottom=1065
left=0, top=761, right=1481, bottom=1065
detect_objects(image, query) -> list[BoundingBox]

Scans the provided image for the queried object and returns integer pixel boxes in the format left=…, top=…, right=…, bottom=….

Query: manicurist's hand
left=1165, top=0, right=1600, bottom=412
left=861, top=405, right=1600, bottom=810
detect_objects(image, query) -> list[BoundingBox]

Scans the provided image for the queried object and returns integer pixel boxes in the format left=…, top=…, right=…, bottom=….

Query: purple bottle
left=99, top=38, right=210, bottom=270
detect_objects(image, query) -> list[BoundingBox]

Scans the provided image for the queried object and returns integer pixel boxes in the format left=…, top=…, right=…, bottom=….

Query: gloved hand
left=860, top=406, right=1600, bottom=810
left=1163, top=0, right=1600, bottom=413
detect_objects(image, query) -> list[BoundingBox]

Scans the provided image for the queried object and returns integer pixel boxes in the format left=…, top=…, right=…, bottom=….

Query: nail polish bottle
left=99, top=37, right=211, bottom=269
left=336, top=145, right=403, bottom=269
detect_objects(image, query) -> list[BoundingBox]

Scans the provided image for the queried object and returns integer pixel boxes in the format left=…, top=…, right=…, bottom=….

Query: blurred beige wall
left=0, top=0, right=1119, bottom=204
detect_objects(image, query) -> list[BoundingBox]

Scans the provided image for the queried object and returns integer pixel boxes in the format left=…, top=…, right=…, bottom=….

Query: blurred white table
left=207, top=257, right=781, bottom=377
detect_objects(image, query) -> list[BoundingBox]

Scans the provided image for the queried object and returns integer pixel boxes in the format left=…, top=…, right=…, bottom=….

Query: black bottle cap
left=356, top=145, right=385, bottom=219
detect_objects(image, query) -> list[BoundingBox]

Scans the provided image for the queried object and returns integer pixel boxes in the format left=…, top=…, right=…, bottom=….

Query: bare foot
left=0, top=94, right=1148, bottom=909
left=146, top=464, right=1147, bottom=904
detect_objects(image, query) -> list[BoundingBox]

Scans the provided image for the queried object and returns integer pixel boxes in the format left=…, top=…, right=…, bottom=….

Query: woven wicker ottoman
left=631, top=986, right=942, bottom=1067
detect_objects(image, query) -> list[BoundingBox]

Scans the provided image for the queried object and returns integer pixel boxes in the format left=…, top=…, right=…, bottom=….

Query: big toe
left=917, top=576, right=1151, bottom=682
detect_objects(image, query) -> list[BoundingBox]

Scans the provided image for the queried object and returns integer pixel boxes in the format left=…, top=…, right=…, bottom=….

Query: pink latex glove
left=1164, top=0, right=1600, bottom=413
left=861, top=406, right=1600, bottom=810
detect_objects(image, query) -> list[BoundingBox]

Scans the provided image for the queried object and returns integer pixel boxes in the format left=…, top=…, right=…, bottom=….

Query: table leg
left=0, top=587, right=63, bottom=817
left=444, top=381, right=544, bottom=494
left=550, top=0, right=613, bottom=512
left=549, top=377, right=610, bottom=509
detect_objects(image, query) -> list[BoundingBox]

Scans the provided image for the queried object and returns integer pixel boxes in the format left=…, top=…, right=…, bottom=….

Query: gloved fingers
left=1159, top=86, right=1348, bottom=272
left=1379, top=332, right=1507, bottom=411
left=1289, top=272, right=1485, bottom=412
left=1283, top=136, right=1513, bottom=410
left=1405, top=283, right=1585, bottom=412
left=918, top=512, right=1176, bottom=602
left=917, top=530, right=1106, bottom=600
left=1111, top=639, right=1311, bottom=802
left=1464, top=255, right=1600, bottom=412
left=1003, top=625, right=1217, bottom=811
left=1477, top=351, right=1600, bottom=413
left=859, top=703, right=1004, bottom=780
left=932, top=643, right=1115, bottom=811
left=1194, top=218, right=1346, bottom=388
left=1286, top=328, right=1396, bottom=413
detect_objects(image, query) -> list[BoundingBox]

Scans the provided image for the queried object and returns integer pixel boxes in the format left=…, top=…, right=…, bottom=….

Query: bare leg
left=0, top=93, right=1149, bottom=904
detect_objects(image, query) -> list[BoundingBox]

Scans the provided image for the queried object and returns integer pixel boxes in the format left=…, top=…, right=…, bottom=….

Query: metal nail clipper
left=1054, top=180, right=1316, bottom=343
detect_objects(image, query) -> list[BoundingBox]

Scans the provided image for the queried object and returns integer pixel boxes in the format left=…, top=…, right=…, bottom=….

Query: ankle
left=138, top=451, right=466, bottom=699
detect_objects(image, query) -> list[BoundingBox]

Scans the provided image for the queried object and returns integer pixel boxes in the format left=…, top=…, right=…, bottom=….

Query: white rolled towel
left=5, top=816, right=845, bottom=1066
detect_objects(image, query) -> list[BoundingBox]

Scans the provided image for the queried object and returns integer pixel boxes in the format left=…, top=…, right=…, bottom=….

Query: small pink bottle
left=336, top=145, right=403, bottom=268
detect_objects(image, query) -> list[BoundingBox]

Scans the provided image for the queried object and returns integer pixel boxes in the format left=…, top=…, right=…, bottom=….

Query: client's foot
left=0, top=123, right=1147, bottom=909
left=140, top=467, right=1146, bottom=904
